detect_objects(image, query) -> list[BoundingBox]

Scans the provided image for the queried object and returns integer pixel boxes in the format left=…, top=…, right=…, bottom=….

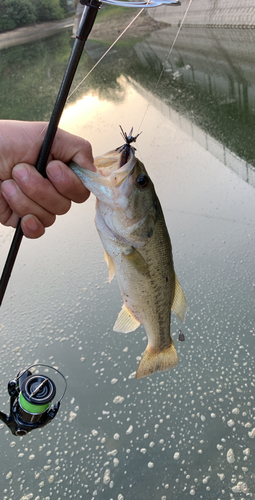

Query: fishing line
left=18, top=6, right=146, bottom=166
left=6, top=1, right=192, bottom=203
left=13, top=0, right=188, bottom=165
left=68, top=7, right=145, bottom=100
left=137, top=0, right=194, bottom=133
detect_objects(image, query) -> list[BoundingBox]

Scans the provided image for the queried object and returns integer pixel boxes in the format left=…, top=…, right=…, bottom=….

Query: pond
left=0, top=6, right=255, bottom=500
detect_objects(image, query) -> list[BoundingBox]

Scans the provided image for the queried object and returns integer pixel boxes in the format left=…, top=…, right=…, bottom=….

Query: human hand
left=0, top=120, right=95, bottom=238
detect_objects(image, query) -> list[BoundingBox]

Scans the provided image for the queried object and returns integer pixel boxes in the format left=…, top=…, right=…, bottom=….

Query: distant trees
left=0, top=0, right=73, bottom=33
left=0, top=0, right=36, bottom=31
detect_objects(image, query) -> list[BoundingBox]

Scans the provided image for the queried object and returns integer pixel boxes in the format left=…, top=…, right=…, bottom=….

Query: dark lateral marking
left=166, top=276, right=168, bottom=282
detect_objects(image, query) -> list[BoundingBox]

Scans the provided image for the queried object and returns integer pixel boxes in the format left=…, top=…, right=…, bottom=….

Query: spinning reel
left=0, top=364, right=67, bottom=436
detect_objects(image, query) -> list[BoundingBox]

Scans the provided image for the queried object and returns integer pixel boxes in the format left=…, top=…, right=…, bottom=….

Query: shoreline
left=0, top=11, right=168, bottom=51
left=0, top=18, right=75, bottom=51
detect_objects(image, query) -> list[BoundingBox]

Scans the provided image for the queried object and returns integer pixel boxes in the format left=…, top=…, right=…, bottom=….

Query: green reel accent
left=19, top=392, right=50, bottom=414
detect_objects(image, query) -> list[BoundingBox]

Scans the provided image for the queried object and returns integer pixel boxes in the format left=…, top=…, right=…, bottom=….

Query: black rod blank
left=0, top=0, right=101, bottom=307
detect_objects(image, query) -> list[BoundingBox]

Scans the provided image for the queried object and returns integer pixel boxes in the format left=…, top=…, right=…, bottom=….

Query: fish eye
left=136, top=174, right=149, bottom=188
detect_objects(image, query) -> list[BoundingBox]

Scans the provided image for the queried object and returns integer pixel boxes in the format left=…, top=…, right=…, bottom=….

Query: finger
left=1, top=180, right=48, bottom=237
left=21, top=215, right=45, bottom=239
left=1, top=179, right=56, bottom=228
left=0, top=122, right=95, bottom=179
left=0, top=181, right=13, bottom=226
left=12, top=163, right=72, bottom=215
left=46, top=160, right=91, bottom=203
left=50, top=133, right=95, bottom=172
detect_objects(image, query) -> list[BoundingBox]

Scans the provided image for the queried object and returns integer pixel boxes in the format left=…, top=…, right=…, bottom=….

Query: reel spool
left=0, top=364, right=67, bottom=436
left=18, top=373, right=56, bottom=424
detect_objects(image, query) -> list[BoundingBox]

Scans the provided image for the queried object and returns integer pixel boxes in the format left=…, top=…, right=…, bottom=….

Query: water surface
left=0, top=14, right=254, bottom=500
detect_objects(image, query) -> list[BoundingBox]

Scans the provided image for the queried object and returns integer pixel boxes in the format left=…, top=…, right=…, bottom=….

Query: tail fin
left=136, top=340, right=178, bottom=379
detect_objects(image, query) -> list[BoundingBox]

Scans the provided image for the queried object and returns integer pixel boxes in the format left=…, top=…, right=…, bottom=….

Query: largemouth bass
left=70, top=146, right=187, bottom=379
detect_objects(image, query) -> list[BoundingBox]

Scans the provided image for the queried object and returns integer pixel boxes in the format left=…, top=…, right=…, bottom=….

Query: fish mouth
left=95, top=148, right=136, bottom=187
left=69, top=147, right=137, bottom=203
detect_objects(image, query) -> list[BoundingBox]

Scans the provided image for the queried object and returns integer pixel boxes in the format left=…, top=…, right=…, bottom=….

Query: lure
left=116, top=126, right=142, bottom=166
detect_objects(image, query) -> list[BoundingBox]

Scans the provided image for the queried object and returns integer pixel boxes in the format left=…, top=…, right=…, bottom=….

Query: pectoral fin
left=113, top=304, right=140, bottom=333
left=104, top=250, right=116, bottom=283
left=123, top=248, right=149, bottom=276
left=171, top=274, right=187, bottom=322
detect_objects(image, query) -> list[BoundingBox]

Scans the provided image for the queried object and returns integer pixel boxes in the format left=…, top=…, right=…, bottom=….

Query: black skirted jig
left=116, top=126, right=142, bottom=166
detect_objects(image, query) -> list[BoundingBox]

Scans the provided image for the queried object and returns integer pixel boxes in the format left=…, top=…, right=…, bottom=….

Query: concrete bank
left=149, top=0, right=255, bottom=28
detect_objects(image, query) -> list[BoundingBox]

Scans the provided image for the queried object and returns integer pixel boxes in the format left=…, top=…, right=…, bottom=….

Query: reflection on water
left=2, top=23, right=254, bottom=182
left=0, top=16, right=255, bottom=500
left=128, top=76, right=255, bottom=188
left=0, top=29, right=94, bottom=121
left=132, top=25, right=255, bottom=182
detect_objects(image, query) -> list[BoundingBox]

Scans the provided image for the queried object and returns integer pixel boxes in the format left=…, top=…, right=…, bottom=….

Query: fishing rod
left=0, top=0, right=181, bottom=307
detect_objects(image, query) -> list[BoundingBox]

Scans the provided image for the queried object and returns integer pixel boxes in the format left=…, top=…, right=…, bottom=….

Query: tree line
left=0, top=0, right=74, bottom=33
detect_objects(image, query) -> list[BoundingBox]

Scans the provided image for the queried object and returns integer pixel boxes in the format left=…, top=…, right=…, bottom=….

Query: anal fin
left=113, top=304, right=140, bottom=333
left=136, top=340, right=178, bottom=379
left=171, top=274, right=187, bottom=322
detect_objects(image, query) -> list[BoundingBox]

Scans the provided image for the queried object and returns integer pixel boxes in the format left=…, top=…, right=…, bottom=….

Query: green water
left=0, top=14, right=254, bottom=500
